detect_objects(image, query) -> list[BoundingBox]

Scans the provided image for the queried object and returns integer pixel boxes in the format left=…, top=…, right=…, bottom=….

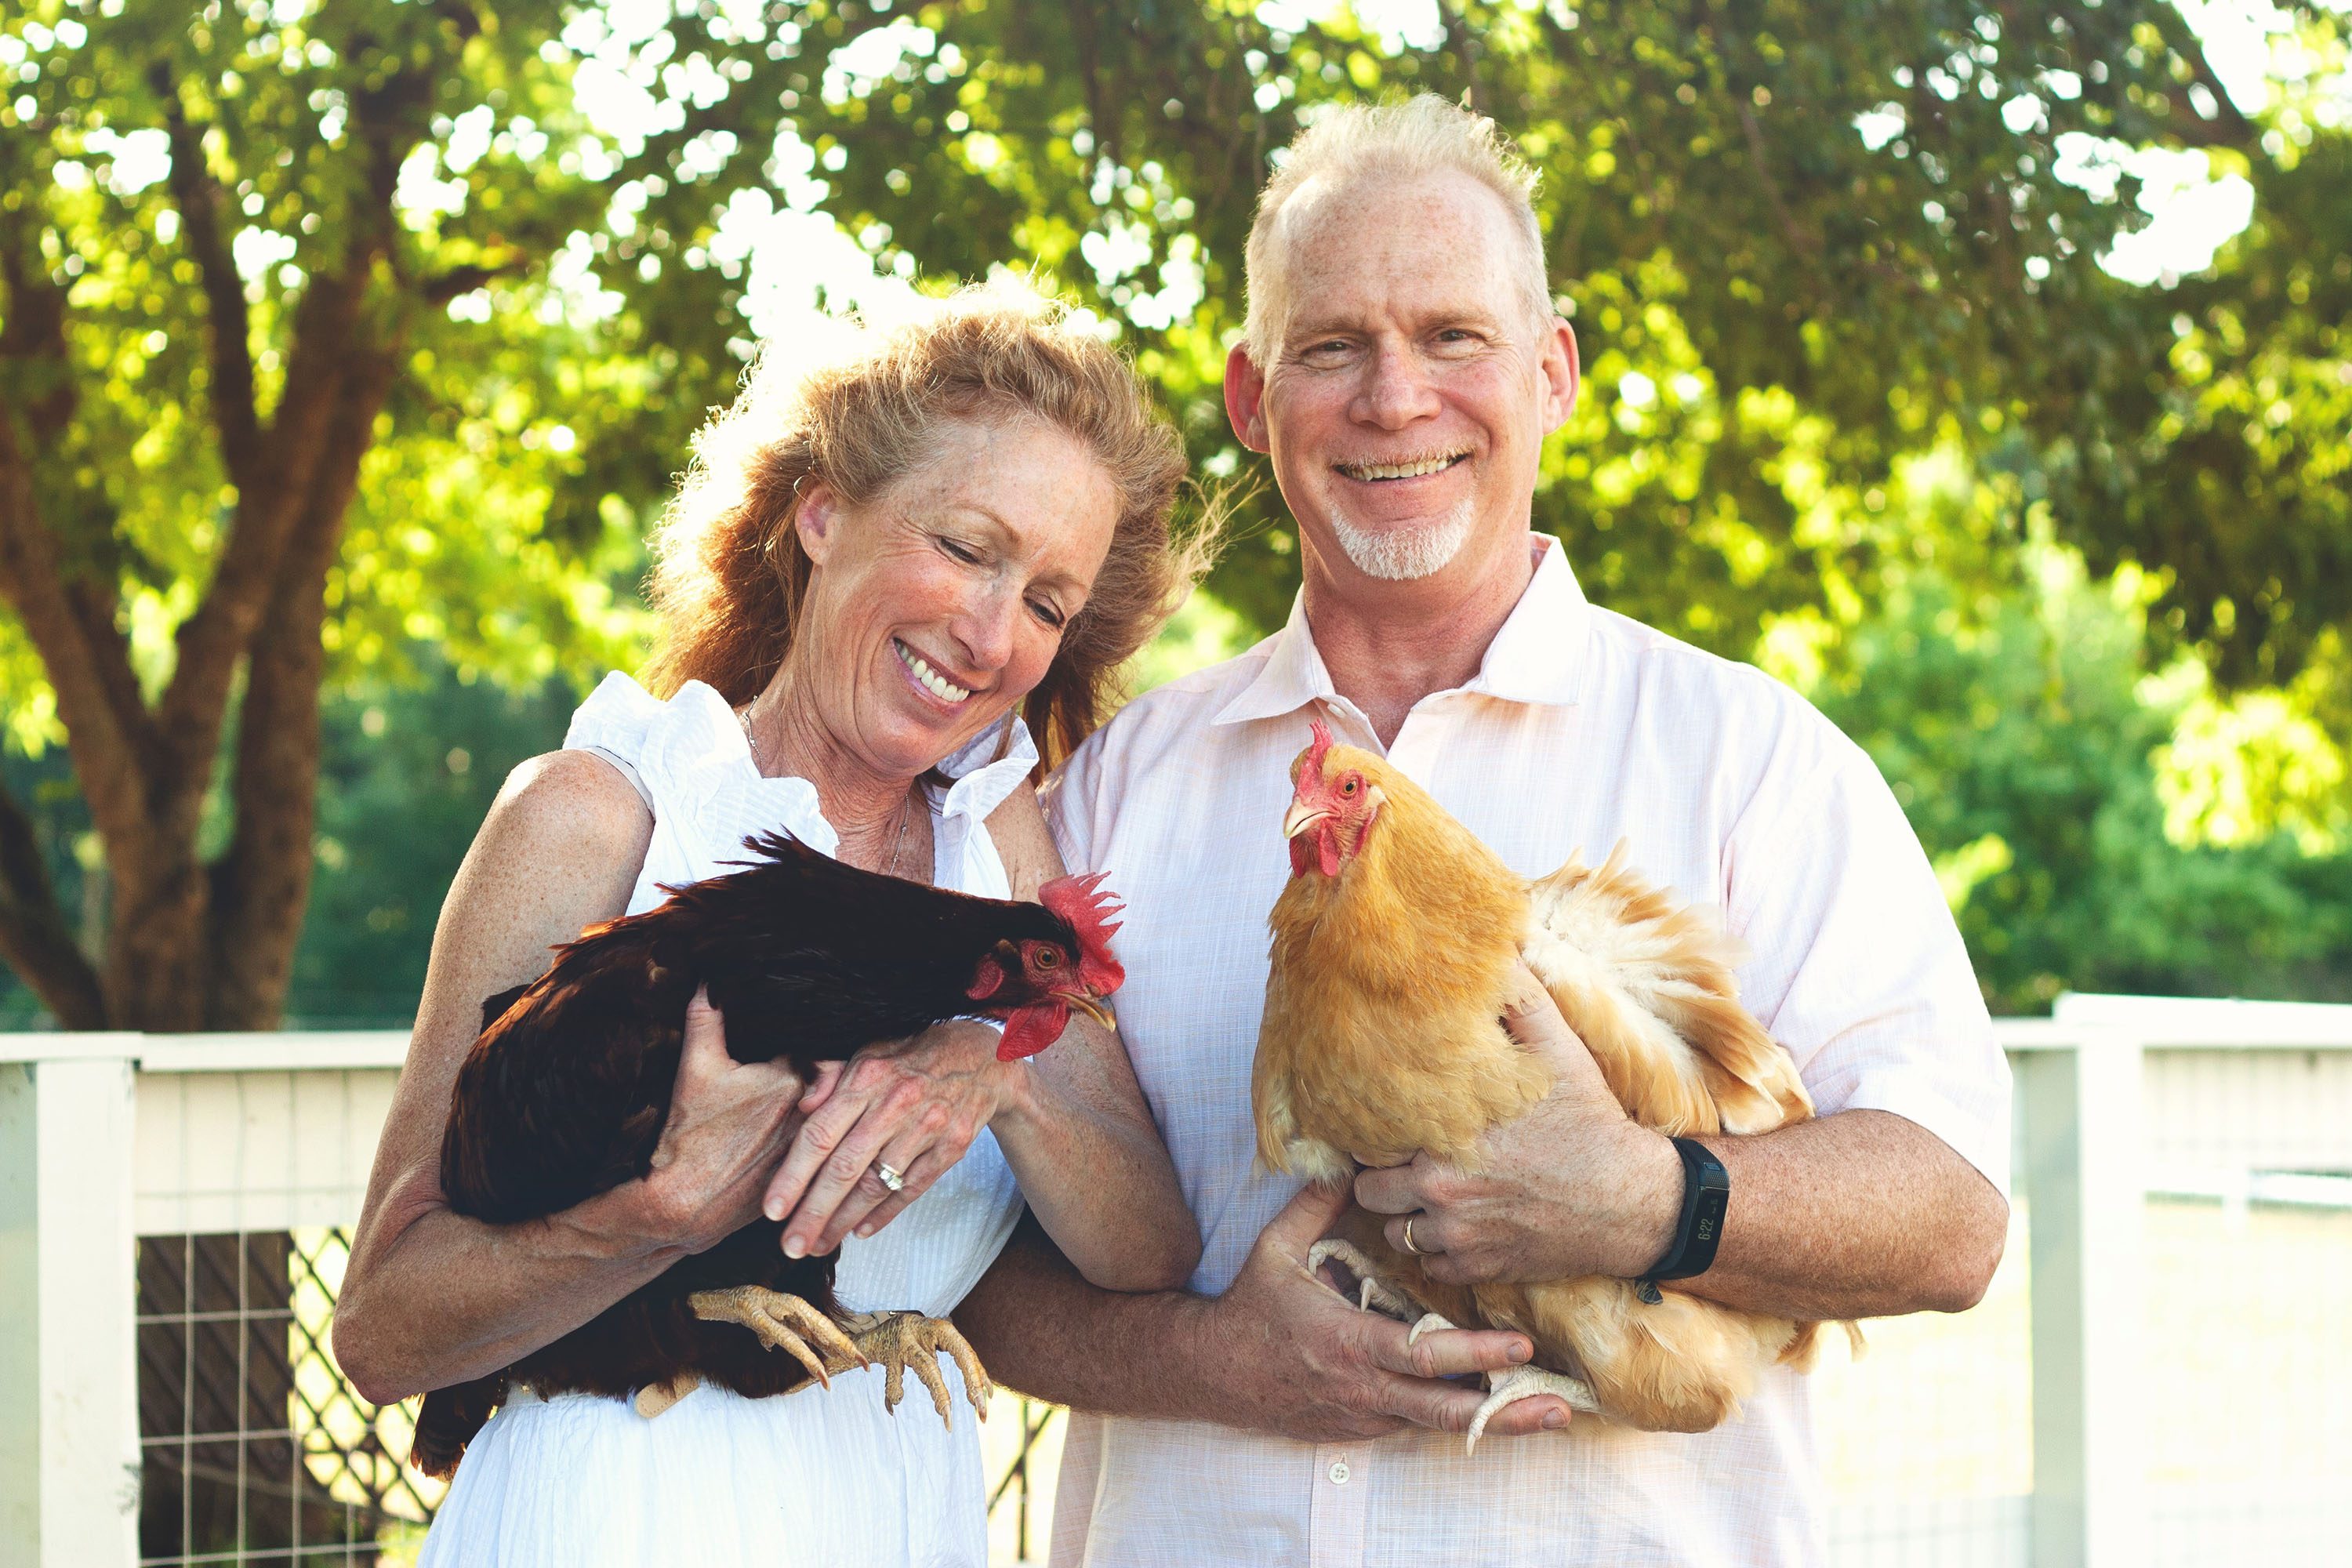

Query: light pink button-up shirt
left=1040, top=539, right=2009, bottom=1567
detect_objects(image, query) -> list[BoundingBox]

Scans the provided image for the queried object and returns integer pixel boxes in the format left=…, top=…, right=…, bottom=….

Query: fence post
left=2019, top=1030, right=2147, bottom=1568
left=0, top=1053, right=143, bottom=1568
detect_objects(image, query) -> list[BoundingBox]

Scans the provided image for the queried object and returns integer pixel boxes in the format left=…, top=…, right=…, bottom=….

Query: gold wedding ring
left=876, top=1161, right=907, bottom=1193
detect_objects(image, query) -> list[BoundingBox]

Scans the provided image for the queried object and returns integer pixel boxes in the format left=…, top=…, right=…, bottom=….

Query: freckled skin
left=785, top=416, right=1120, bottom=792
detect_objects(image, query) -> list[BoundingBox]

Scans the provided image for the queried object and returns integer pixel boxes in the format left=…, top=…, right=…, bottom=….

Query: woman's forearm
left=332, top=1170, right=679, bottom=1404
left=991, top=1067, right=1201, bottom=1293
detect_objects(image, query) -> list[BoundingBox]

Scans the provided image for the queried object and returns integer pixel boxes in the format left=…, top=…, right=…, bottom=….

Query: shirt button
left=1327, top=1459, right=1351, bottom=1485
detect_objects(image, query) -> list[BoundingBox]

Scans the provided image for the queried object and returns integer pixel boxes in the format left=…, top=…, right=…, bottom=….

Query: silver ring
left=875, top=1161, right=907, bottom=1193
left=1401, top=1216, right=1422, bottom=1256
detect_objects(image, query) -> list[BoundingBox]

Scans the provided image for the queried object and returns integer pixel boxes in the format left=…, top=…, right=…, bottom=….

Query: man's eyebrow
left=1285, top=306, right=1507, bottom=343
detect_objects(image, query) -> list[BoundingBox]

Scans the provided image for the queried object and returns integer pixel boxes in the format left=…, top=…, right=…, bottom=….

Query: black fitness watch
left=1635, top=1137, right=1729, bottom=1304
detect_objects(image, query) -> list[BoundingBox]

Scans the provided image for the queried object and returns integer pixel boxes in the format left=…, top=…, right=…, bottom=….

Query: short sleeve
left=1725, top=733, right=2013, bottom=1198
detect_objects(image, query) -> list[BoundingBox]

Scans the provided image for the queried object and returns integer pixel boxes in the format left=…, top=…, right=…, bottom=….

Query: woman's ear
left=793, top=479, right=841, bottom=564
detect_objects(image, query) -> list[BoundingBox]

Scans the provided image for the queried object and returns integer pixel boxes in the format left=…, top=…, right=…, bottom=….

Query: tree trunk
left=103, top=842, right=214, bottom=1033
left=0, top=772, right=106, bottom=1027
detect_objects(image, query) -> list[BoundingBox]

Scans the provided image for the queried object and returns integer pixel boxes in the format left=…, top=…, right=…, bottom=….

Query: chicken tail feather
left=1528, top=842, right=1812, bottom=1135
left=409, top=1374, right=506, bottom=1480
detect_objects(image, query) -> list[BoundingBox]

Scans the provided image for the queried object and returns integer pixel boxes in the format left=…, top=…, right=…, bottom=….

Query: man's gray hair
left=1242, top=95, right=1552, bottom=368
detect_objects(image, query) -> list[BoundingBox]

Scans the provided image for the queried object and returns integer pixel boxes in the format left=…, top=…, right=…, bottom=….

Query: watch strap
left=1639, top=1137, right=1729, bottom=1298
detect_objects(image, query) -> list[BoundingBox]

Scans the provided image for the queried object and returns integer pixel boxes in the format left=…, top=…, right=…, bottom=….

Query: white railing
left=3, top=996, right=2348, bottom=1567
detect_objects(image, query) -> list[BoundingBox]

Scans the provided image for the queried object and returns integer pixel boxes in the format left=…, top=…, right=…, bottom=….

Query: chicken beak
left=1057, top=990, right=1116, bottom=1032
left=1283, top=801, right=1333, bottom=840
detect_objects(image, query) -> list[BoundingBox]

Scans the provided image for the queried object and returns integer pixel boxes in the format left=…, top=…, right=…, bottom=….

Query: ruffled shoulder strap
left=564, top=671, right=670, bottom=760
left=562, top=672, right=676, bottom=811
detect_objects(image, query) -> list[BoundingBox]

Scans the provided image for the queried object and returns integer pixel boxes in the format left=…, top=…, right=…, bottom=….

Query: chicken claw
left=1305, top=1240, right=1422, bottom=1321
left=688, top=1287, right=865, bottom=1390
left=1398, top=1304, right=1603, bottom=1455
left=838, top=1310, right=993, bottom=1427
left=1465, top=1364, right=1603, bottom=1455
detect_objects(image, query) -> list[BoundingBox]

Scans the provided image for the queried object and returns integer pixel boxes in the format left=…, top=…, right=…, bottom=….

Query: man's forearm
left=1682, top=1109, right=2008, bottom=1320
left=955, top=1214, right=1210, bottom=1419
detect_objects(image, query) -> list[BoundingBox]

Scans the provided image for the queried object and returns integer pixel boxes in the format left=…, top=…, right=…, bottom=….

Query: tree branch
left=420, top=258, right=524, bottom=304
left=2170, top=31, right=2259, bottom=151
left=152, top=64, right=263, bottom=496
left=0, top=767, right=106, bottom=1029
left=152, top=107, right=407, bottom=810
left=1737, top=100, right=1820, bottom=260
left=1442, top=0, right=1490, bottom=117
left=0, top=225, right=156, bottom=850
left=206, top=342, right=402, bottom=1029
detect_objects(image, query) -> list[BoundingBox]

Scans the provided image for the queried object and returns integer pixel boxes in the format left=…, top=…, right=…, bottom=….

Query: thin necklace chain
left=739, top=699, right=917, bottom=879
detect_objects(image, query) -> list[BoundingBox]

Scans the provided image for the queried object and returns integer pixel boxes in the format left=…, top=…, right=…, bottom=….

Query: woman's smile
left=891, top=637, right=976, bottom=708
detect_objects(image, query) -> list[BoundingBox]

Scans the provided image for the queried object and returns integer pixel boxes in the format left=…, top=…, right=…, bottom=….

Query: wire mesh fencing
left=133, top=1229, right=439, bottom=1567
left=124, top=1225, right=1055, bottom=1567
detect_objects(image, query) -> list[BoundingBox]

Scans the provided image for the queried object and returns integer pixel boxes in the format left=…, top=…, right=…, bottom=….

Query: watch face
left=1649, top=1138, right=1730, bottom=1281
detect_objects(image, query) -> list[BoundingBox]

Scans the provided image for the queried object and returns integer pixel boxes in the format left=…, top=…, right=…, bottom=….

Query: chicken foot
left=1401, top=1310, right=1605, bottom=1454
left=835, top=1310, right=993, bottom=1427
left=1305, top=1240, right=1423, bottom=1320
left=1305, top=1242, right=1599, bottom=1454
left=686, top=1286, right=867, bottom=1394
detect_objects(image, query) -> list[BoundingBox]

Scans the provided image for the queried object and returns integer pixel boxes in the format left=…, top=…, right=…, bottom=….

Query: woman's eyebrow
left=937, top=503, right=1086, bottom=588
left=939, top=501, right=1014, bottom=535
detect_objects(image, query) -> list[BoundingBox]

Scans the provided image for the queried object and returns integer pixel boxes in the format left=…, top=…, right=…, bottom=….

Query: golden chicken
left=1255, top=720, right=1848, bottom=1448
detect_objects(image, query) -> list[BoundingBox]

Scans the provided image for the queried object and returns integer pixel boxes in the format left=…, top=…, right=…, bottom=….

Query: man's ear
left=793, top=479, right=841, bottom=564
left=1224, top=343, right=1272, bottom=454
left=1541, top=318, right=1581, bottom=435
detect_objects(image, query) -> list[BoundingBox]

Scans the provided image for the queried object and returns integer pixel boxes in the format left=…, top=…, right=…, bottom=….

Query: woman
left=333, top=288, right=1210, bottom=1566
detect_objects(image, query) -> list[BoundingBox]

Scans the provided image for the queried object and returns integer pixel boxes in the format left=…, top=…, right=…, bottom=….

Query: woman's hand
left=639, top=988, right=845, bottom=1255
left=760, top=1019, right=1016, bottom=1258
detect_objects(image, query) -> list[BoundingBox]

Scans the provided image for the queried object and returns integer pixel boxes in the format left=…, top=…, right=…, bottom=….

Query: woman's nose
left=1352, top=342, right=1442, bottom=430
left=949, top=584, right=1021, bottom=674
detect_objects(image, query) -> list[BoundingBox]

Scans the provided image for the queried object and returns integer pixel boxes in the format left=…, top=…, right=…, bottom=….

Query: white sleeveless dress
left=417, top=673, right=1034, bottom=1568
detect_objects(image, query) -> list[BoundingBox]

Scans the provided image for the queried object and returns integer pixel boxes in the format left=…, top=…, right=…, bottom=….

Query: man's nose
left=1351, top=342, right=1442, bottom=430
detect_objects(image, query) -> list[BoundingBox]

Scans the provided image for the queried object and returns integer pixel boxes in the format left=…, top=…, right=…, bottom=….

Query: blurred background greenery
left=1, top=0, right=2347, bottom=1029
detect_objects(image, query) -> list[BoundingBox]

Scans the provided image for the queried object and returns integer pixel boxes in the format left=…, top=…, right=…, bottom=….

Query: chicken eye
left=1340, top=778, right=1359, bottom=797
left=1034, top=947, right=1062, bottom=970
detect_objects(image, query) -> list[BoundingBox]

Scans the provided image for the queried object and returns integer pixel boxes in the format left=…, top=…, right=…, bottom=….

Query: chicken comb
left=1040, top=871, right=1127, bottom=994
left=1305, top=716, right=1337, bottom=773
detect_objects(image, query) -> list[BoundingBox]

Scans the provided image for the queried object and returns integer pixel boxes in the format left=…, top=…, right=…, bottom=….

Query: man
left=956, top=96, right=2011, bottom=1565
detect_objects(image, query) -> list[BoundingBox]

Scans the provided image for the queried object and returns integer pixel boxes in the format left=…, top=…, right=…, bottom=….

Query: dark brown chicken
left=408, top=830, right=1123, bottom=1479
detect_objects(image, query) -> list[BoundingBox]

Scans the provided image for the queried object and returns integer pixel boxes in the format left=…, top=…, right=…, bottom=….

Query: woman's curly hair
left=644, top=283, right=1219, bottom=768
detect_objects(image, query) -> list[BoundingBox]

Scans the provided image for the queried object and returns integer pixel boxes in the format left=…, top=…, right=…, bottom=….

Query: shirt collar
left=934, top=712, right=1040, bottom=823
left=1210, top=535, right=1588, bottom=728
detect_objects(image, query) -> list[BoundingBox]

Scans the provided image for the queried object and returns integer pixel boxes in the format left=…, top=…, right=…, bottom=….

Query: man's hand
left=1180, top=1178, right=1574, bottom=1442
left=1353, top=965, right=1682, bottom=1287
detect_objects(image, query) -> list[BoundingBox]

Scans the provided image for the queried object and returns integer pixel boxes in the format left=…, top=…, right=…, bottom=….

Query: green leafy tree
left=1813, top=555, right=2352, bottom=1012
left=2, top=0, right=2342, bottom=1030
left=0, top=2, right=649, bottom=1028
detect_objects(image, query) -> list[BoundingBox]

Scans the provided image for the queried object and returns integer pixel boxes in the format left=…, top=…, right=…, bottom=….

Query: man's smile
left=1334, top=450, right=1471, bottom=483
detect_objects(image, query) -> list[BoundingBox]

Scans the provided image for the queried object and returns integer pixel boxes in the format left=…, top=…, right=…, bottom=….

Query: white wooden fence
left=3, top=996, right=2348, bottom=1566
